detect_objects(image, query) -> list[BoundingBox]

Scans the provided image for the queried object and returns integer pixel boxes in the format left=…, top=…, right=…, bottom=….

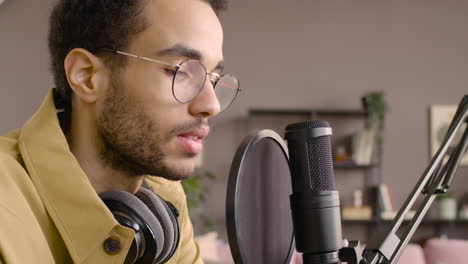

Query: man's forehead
left=138, top=0, right=224, bottom=69
left=146, top=0, right=221, bottom=28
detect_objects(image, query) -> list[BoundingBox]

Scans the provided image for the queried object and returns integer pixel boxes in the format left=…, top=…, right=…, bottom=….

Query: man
left=0, top=0, right=240, bottom=263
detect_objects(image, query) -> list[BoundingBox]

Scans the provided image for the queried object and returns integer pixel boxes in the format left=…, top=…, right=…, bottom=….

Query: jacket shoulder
left=0, top=129, right=38, bottom=213
left=0, top=132, right=56, bottom=264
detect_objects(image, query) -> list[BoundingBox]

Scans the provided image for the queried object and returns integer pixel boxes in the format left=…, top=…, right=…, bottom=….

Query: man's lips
left=176, top=127, right=209, bottom=155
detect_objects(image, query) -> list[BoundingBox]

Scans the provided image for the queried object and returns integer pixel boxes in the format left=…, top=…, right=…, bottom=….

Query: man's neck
left=66, top=110, right=144, bottom=194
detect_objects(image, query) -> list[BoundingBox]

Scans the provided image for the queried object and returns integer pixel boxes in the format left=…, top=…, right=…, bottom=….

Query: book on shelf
left=351, top=129, right=375, bottom=166
left=368, top=184, right=396, bottom=218
left=378, top=184, right=395, bottom=212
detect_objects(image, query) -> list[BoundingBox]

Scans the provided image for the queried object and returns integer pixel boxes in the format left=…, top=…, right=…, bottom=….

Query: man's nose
left=188, top=77, right=221, bottom=118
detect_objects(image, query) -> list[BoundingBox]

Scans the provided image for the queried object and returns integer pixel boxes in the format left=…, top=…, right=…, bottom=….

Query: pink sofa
left=399, top=238, right=468, bottom=264
left=397, top=243, right=426, bottom=264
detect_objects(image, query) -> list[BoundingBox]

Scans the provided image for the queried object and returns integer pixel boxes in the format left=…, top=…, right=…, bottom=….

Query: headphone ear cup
left=135, top=188, right=180, bottom=263
left=99, top=190, right=165, bottom=262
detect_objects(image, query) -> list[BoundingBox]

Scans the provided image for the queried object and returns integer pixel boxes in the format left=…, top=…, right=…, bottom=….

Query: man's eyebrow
left=158, top=44, right=202, bottom=60
left=158, top=44, right=225, bottom=72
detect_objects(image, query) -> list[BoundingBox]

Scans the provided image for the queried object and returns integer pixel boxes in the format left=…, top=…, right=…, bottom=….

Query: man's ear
left=64, top=48, right=107, bottom=104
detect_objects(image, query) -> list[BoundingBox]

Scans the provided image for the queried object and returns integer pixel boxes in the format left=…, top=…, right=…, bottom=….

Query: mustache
left=169, top=117, right=209, bottom=136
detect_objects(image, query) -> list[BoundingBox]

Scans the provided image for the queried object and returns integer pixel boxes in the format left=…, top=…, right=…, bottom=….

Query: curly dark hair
left=48, top=0, right=229, bottom=112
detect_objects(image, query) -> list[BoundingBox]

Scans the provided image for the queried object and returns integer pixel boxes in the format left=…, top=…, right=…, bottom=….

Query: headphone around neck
left=100, top=187, right=180, bottom=264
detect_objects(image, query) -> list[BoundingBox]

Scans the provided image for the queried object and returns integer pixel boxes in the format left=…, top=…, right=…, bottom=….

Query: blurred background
left=1, top=0, right=467, bottom=256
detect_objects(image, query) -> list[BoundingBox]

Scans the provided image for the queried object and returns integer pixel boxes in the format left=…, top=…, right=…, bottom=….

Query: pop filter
left=226, top=129, right=294, bottom=264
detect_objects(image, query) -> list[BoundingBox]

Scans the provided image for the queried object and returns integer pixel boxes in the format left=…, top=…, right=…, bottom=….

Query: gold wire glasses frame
left=102, top=49, right=241, bottom=112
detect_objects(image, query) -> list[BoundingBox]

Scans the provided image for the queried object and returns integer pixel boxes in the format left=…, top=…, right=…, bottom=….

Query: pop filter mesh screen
left=237, top=138, right=293, bottom=263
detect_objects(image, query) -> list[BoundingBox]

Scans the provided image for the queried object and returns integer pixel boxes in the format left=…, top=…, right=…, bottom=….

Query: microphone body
left=284, top=121, right=343, bottom=264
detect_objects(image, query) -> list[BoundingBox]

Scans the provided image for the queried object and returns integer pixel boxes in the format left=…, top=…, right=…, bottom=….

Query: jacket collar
left=17, top=90, right=131, bottom=261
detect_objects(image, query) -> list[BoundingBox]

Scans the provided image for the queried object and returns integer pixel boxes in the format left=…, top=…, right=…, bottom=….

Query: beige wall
left=1, top=0, right=467, bottom=242
left=0, top=0, right=54, bottom=131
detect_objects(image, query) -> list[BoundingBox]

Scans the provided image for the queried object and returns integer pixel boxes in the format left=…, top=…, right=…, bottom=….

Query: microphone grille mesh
left=285, top=120, right=330, bottom=131
left=285, top=120, right=336, bottom=191
left=307, top=133, right=336, bottom=191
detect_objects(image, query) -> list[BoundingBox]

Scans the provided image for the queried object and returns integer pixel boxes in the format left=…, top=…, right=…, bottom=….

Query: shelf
left=342, top=219, right=379, bottom=224
left=248, top=108, right=369, bottom=118
left=342, top=218, right=468, bottom=225
left=334, top=162, right=377, bottom=169
left=410, top=219, right=468, bottom=225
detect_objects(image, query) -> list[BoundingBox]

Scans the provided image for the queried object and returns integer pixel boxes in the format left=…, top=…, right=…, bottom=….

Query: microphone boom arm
left=342, top=95, right=468, bottom=264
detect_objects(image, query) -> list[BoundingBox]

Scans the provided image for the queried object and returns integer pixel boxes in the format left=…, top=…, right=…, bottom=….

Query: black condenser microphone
left=284, top=120, right=343, bottom=264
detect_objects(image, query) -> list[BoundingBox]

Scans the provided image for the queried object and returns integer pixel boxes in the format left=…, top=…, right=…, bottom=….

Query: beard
left=96, top=70, right=202, bottom=181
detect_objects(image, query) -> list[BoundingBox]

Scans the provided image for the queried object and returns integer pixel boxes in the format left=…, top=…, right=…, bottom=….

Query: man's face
left=96, top=0, right=224, bottom=180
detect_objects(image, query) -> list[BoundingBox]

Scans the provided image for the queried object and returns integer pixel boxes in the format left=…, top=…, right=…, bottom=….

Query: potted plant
left=362, top=91, right=388, bottom=180
left=181, top=169, right=216, bottom=233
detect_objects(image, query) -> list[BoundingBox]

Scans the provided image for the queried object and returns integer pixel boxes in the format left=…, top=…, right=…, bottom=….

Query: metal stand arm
left=356, top=95, right=468, bottom=264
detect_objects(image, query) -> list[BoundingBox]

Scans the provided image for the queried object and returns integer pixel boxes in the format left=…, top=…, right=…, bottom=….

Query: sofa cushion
left=397, top=243, right=425, bottom=264
left=424, top=238, right=468, bottom=264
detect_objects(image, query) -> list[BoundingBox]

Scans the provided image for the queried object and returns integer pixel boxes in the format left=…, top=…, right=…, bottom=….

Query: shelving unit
left=248, top=109, right=369, bottom=119
left=334, top=163, right=377, bottom=170
left=342, top=218, right=468, bottom=225
left=342, top=218, right=468, bottom=239
left=246, top=107, right=468, bottom=242
left=247, top=106, right=374, bottom=163
left=246, top=106, right=378, bottom=187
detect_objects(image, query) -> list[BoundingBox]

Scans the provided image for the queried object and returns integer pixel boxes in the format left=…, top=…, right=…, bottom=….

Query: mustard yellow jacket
left=0, top=90, right=203, bottom=264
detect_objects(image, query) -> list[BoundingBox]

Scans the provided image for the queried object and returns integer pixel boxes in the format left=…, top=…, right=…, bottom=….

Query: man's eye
left=175, top=70, right=191, bottom=80
left=164, top=68, right=177, bottom=76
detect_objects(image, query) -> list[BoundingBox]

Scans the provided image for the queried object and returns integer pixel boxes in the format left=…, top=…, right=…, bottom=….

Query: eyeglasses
left=103, top=49, right=241, bottom=113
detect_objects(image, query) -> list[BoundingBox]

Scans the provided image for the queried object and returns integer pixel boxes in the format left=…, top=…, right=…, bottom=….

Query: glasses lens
left=214, top=74, right=240, bottom=112
left=173, top=60, right=206, bottom=103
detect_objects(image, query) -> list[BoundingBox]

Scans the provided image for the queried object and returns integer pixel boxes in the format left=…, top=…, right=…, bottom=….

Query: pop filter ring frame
left=226, top=129, right=295, bottom=264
